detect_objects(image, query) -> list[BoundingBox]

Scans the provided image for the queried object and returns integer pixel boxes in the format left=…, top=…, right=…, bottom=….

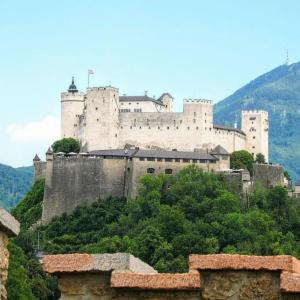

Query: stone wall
left=33, top=161, right=46, bottom=181
left=253, top=163, right=284, bottom=189
left=42, top=155, right=126, bottom=224
left=43, top=253, right=300, bottom=300
left=0, top=208, right=20, bottom=300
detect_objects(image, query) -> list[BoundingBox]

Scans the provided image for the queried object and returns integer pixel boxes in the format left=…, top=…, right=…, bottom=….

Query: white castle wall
left=61, top=92, right=85, bottom=139
left=60, top=86, right=268, bottom=160
left=82, top=87, right=120, bottom=150
left=242, top=110, right=269, bottom=161
left=119, top=100, right=165, bottom=113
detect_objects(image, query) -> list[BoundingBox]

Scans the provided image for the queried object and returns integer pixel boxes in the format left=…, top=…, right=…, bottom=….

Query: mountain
left=0, top=163, right=34, bottom=210
left=214, top=62, right=300, bottom=182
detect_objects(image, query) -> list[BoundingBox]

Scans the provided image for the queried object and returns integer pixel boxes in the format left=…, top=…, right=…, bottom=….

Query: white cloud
left=5, top=115, right=60, bottom=143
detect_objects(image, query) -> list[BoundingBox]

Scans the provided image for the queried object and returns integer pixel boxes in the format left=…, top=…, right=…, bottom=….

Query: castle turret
left=241, top=110, right=269, bottom=162
left=82, top=86, right=120, bottom=151
left=61, top=77, right=85, bottom=139
left=33, top=154, right=46, bottom=181
left=158, top=93, right=174, bottom=112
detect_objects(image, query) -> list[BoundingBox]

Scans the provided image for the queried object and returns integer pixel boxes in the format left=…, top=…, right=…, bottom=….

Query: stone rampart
left=253, top=163, right=284, bottom=189
left=43, top=253, right=300, bottom=299
left=41, top=155, right=126, bottom=224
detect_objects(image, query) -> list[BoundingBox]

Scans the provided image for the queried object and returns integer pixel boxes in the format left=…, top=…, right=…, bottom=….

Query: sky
left=1, top=0, right=300, bottom=167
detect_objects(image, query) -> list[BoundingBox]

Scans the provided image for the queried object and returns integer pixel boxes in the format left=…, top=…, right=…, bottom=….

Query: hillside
left=0, top=163, right=33, bottom=210
left=214, top=62, right=300, bottom=181
left=8, top=166, right=300, bottom=298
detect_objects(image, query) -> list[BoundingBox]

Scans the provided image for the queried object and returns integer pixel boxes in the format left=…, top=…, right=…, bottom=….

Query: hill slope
left=214, top=62, right=300, bottom=181
left=0, top=163, right=33, bottom=210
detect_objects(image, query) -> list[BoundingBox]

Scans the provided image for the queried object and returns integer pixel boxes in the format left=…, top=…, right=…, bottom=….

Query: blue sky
left=1, top=0, right=300, bottom=167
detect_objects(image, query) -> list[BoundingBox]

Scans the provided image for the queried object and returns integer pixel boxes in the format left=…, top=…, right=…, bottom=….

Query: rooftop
left=119, top=95, right=164, bottom=106
left=89, top=148, right=219, bottom=161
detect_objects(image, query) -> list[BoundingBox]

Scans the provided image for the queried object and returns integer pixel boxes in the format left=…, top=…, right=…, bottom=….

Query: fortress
left=62, top=78, right=269, bottom=160
left=35, top=79, right=276, bottom=224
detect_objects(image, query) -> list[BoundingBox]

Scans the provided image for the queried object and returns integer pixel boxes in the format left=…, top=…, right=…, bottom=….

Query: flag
left=88, top=69, right=94, bottom=75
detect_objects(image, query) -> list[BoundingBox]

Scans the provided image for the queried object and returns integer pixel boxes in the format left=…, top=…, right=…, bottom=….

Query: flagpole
left=88, top=71, right=90, bottom=89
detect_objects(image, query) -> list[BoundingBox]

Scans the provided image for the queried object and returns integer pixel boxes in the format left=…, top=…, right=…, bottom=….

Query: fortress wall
left=130, top=158, right=218, bottom=198
left=119, top=112, right=246, bottom=152
left=42, top=156, right=126, bottom=224
left=253, top=163, right=284, bottom=188
left=33, top=161, right=46, bottom=181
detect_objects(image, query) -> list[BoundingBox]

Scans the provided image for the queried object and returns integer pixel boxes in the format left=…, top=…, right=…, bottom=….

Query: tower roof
left=68, top=77, right=78, bottom=93
left=33, top=154, right=41, bottom=161
left=46, top=147, right=53, bottom=155
left=210, top=145, right=230, bottom=155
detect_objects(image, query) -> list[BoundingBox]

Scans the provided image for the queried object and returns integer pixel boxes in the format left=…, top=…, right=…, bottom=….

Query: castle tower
left=183, top=99, right=213, bottom=128
left=159, top=93, right=174, bottom=112
left=61, top=77, right=85, bottom=139
left=241, top=110, right=269, bottom=162
left=83, top=86, right=120, bottom=151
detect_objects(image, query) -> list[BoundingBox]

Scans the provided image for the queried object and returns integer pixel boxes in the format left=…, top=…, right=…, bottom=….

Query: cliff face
left=214, top=62, right=300, bottom=181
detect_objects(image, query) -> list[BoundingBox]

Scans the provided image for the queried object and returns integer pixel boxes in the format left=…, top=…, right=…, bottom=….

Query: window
left=252, top=146, right=255, bottom=149
left=222, top=155, right=228, bottom=160
left=165, top=169, right=173, bottom=175
left=192, top=159, right=198, bottom=163
left=200, top=159, right=206, bottom=163
left=157, top=158, right=162, bottom=162
left=175, top=158, right=180, bottom=162
left=97, top=119, right=99, bottom=122
left=120, top=109, right=131, bottom=112
left=167, top=126, right=169, bottom=130
left=139, top=157, right=145, bottom=161
left=147, top=168, right=155, bottom=174
left=134, top=108, right=142, bottom=112
left=165, top=158, right=173, bottom=162
left=147, top=157, right=155, bottom=161
left=96, top=107, right=98, bottom=110
left=250, top=117, right=256, bottom=120
left=253, top=136, right=256, bottom=139
left=183, top=159, right=190, bottom=163
left=210, top=160, right=216, bottom=164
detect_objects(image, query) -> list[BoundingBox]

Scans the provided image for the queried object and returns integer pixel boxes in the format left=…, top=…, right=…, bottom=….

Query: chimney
left=144, top=91, right=148, bottom=96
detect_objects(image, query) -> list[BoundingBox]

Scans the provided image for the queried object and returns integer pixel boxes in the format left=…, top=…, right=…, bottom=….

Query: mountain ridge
left=0, top=163, right=33, bottom=210
left=214, top=62, right=300, bottom=181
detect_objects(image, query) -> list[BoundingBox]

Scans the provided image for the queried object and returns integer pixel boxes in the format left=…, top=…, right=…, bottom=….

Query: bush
left=52, top=138, right=80, bottom=153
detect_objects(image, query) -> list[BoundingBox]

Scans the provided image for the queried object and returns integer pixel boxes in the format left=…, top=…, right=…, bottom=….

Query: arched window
left=147, top=168, right=155, bottom=174
left=165, top=169, right=173, bottom=175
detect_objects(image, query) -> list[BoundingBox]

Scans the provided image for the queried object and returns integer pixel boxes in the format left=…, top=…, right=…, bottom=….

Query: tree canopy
left=255, top=153, right=266, bottom=164
left=230, top=150, right=254, bottom=173
left=8, top=164, right=300, bottom=299
left=52, top=138, right=80, bottom=153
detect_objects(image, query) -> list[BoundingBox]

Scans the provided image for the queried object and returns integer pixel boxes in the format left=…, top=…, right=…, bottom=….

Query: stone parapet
left=43, top=253, right=157, bottom=274
left=111, top=271, right=201, bottom=290
left=43, top=253, right=300, bottom=299
left=0, top=208, right=20, bottom=237
left=0, top=209, right=19, bottom=300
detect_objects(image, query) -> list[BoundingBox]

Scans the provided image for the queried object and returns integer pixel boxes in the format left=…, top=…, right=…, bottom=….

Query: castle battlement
left=242, top=110, right=268, bottom=115
left=87, top=86, right=119, bottom=92
left=183, top=99, right=213, bottom=104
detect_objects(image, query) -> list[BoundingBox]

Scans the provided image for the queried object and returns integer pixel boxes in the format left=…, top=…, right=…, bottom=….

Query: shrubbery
left=7, top=165, right=300, bottom=298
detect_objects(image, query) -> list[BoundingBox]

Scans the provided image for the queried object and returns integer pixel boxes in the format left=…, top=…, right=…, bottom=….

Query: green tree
left=52, top=138, right=80, bottom=153
left=230, top=150, right=254, bottom=173
left=255, top=153, right=266, bottom=163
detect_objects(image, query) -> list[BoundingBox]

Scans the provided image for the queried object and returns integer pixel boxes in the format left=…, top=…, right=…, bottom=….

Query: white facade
left=61, top=81, right=269, bottom=160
